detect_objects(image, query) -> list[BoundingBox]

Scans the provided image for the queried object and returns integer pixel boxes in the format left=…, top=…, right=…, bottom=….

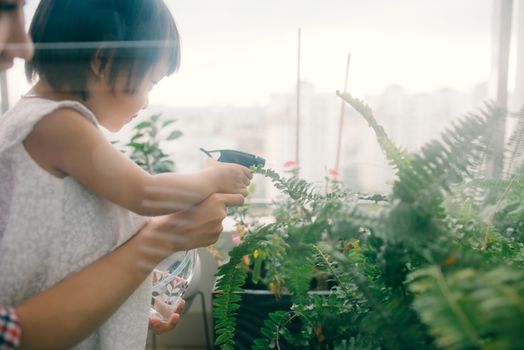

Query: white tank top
left=0, top=96, right=151, bottom=350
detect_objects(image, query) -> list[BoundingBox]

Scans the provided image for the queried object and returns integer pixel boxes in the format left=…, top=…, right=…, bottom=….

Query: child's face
left=88, top=59, right=169, bottom=132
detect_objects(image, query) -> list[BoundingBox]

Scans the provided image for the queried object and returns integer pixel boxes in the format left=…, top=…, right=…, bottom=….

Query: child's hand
left=206, top=159, right=252, bottom=197
left=149, top=299, right=186, bottom=335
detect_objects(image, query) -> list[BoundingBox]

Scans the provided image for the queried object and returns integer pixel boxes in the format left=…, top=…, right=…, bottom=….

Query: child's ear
left=90, top=47, right=111, bottom=79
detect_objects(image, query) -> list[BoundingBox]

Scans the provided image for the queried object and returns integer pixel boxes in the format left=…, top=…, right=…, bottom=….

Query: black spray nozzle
left=200, top=148, right=265, bottom=168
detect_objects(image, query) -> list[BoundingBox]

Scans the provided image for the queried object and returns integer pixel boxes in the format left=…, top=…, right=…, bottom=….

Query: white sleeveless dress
left=0, top=97, right=151, bottom=349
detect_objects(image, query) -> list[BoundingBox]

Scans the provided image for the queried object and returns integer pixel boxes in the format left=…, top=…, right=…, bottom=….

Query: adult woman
left=0, top=1, right=243, bottom=348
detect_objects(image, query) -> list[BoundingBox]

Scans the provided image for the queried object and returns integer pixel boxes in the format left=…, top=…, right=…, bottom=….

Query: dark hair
left=26, top=0, right=180, bottom=100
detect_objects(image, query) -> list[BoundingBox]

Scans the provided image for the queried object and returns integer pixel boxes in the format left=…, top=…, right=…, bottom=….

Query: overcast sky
left=19, top=1, right=493, bottom=107
left=153, top=0, right=493, bottom=106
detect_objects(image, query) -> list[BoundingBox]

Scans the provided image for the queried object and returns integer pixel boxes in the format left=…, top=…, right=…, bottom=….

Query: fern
left=251, top=310, right=297, bottom=350
left=409, top=266, right=524, bottom=350
left=337, top=91, right=412, bottom=173
left=324, top=244, right=432, bottom=349
left=409, top=266, right=482, bottom=349
left=505, top=110, right=524, bottom=176
left=377, top=104, right=505, bottom=266
left=214, top=225, right=275, bottom=349
left=394, top=104, right=501, bottom=205
left=490, top=171, right=524, bottom=241
left=282, top=244, right=316, bottom=301
left=338, top=95, right=504, bottom=262
left=213, top=255, right=248, bottom=349
left=256, top=167, right=319, bottom=205
left=213, top=94, right=523, bottom=349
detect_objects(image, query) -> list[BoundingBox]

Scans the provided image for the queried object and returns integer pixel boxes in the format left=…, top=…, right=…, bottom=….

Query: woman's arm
left=24, top=109, right=251, bottom=215
left=16, top=193, right=244, bottom=350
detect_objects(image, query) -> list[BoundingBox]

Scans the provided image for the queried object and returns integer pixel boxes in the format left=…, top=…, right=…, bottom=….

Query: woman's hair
left=25, top=0, right=180, bottom=100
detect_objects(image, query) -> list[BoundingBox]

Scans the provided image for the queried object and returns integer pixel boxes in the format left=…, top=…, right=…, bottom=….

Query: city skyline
left=135, top=80, right=489, bottom=195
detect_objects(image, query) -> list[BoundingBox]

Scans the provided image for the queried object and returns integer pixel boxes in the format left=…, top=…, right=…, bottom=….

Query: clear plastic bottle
left=150, top=249, right=198, bottom=320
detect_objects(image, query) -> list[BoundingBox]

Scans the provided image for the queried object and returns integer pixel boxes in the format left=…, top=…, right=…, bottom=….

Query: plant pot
left=212, top=289, right=297, bottom=349
left=212, top=288, right=333, bottom=349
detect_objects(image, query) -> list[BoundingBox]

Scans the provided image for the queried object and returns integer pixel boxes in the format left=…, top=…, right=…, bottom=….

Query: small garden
left=210, top=93, right=524, bottom=349
left=120, top=88, right=524, bottom=350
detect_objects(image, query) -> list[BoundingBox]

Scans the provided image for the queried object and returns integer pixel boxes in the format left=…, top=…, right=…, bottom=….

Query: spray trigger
left=200, top=148, right=265, bottom=168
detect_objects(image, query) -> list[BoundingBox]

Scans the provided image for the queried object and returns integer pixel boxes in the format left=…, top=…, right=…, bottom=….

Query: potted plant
left=213, top=93, right=524, bottom=349
left=120, top=113, right=183, bottom=174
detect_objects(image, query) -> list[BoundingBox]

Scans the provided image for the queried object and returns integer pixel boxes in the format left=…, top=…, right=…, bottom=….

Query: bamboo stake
left=0, top=71, right=8, bottom=114
left=487, top=0, right=512, bottom=179
left=295, top=28, right=302, bottom=171
left=334, top=53, right=351, bottom=179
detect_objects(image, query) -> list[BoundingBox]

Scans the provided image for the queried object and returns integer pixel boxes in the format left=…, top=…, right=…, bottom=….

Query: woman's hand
left=136, top=193, right=245, bottom=268
left=148, top=300, right=186, bottom=335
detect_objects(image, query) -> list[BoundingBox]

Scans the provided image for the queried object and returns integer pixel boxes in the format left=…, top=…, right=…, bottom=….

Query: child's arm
left=143, top=160, right=250, bottom=212
left=24, top=108, right=252, bottom=216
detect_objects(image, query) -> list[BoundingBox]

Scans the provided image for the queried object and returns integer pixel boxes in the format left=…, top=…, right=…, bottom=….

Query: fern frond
left=337, top=91, right=412, bottom=173
left=324, top=244, right=430, bottom=349
left=252, top=310, right=295, bottom=350
left=213, top=263, right=247, bottom=349
left=409, top=266, right=482, bottom=349
left=256, top=167, right=319, bottom=205
left=409, top=266, right=524, bottom=350
left=381, top=105, right=503, bottom=263
left=213, top=225, right=276, bottom=349
left=282, top=245, right=316, bottom=302
left=394, top=107, right=492, bottom=203
left=506, top=109, right=524, bottom=176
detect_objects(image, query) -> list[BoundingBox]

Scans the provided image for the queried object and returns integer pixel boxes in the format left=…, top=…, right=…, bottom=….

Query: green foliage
left=213, top=225, right=276, bottom=349
left=252, top=310, right=302, bottom=349
left=506, top=110, right=524, bottom=176
left=213, top=94, right=524, bottom=349
left=336, top=91, right=412, bottom=173
left=121, top=114, right=182, bottom=174
left=409, top=266, right=524, bottom=349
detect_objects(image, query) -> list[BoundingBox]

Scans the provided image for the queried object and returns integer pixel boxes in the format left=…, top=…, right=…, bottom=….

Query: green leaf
left=167, top=130, right=183, bottom=140
left=126, top=142, right=145, bottom=151
left=215, top=332, right=233, bottom=345
left=162, top=119, right=177, bottom=127
left=135, top=121, right=152, bottom=130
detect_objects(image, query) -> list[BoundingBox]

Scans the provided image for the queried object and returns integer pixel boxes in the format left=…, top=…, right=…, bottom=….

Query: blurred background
left=2, top=0, right=516, bottom=197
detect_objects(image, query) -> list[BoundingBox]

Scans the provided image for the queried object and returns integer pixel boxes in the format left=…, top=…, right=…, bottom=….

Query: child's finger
left=148, top=317, right=163, bottom=334
left=243, top=167, right=253, bottom=179
left=166, top=313, right=181, bottom=329
left=151, top=313, right=180, bottom=334
left=175, top=299, right=186, bottom=314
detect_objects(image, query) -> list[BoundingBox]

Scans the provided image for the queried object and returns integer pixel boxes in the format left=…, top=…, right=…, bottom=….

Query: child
left=0, top=0, right=251, bottom=349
